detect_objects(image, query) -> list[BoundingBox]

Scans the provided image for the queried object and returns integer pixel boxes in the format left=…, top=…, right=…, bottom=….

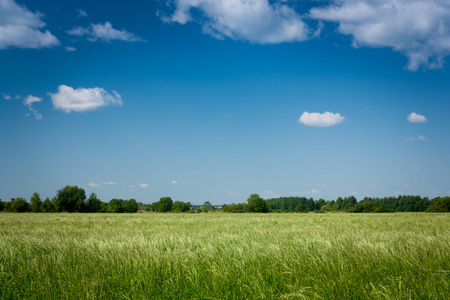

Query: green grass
left=0, top=213, right=449, bottom=299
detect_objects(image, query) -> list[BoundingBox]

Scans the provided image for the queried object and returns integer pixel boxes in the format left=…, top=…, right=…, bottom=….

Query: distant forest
left=1, top=186, right=449, bottom=213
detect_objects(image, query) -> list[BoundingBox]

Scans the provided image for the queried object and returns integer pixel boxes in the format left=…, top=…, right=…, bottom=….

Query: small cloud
left=224, top=114, right=231, bottom=118
left=49, top=85, right=122, bottom=113
left=89, top=182, right=100, bottom=187
left=299, top=111, right=345, bottom=127
left=407, top=112, right=427, bottom=123
left=261, top=190, right=280, bottom=199
left=102, top=181, right=117, bottom=185
left=3, top=94, right=11, bottom=100
left=405, top=135, right=426, bottom=142
left=309, top=189, right=321, bottom=195
left=139, top=184, right=149, bottom=188
left=15, top=95, right=21, bottom=100
left=412, top=166, right=420, bottom=170
left=130, top=185, right=136, bottom=188
left=317, top=183, right=327, bottom=186
left=67, top=22, right=144, bottom=42
left=23, top=95, right=43, bottom=120
left=65, top=46, right=76, bottom=52
left=369, top=184, right=377, bottom=187
left=171, top=180, right=179, bottom=184
left=350, top=192, right=358, bottom=195
left=77, top=9, right=88, bottom=17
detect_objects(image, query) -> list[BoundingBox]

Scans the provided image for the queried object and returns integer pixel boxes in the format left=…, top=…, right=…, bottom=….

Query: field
left=0, top=213, right=449, bottom=299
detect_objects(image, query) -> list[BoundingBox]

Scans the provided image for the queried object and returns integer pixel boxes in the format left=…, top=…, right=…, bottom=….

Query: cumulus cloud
left=159, top=0, right=310, bottom=44
left=23, top=95, right=43, bottom=120
left=298, top=111, right=345, bottom=127
left=0, top=0, right=59, bottom=49
left=49, top=85, right=122, bottom=113
left=139, top=184, right=149, bottom=188
left=171, top=180, right=179, bottom=184
left=407, top=112, right=427, bottom=123
left=67, top=22, right=144, bottom=42
left=65, top=46, right=76, bottom=52
left=89, top=182, right=100, bottom=187
left=310, top=0, right=450, bottom=71
left=3, top=94, right=11, bottom=100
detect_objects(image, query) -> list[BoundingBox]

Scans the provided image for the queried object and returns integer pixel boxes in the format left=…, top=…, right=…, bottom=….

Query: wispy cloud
left=76, top=9, right=88, bottom=18
left=3, top=94, right=11, bottom=100
left=405, top=135, right=425, bottom=142
left=261, top=190, right=280, bottom=199
left=89, top=182, right=100, bottom=187
left=67, top=22, right=144, bottom=42
left=0, top=0, right=59, bottom=49
left=139, top=184, right=149, bottom=188
left=299, top=111, right=345, bottom=127
left=102, top=181, right=117, bottom=185
left=65, top=46, right=76, bottom=52
left=49, top=85, right=122, bottom=113
left=171, top=180, right=179, bottom=184
left=407, top=112, right=427, bottom=123
left=23, top=95, right=42, bottom=120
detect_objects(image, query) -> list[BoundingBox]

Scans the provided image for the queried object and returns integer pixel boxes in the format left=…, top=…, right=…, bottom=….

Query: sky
left=1, top=0, right=449, bottom=205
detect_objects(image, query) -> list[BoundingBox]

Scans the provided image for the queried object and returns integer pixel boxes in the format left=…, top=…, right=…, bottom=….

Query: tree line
left=1, top=186, right=449, bottom=213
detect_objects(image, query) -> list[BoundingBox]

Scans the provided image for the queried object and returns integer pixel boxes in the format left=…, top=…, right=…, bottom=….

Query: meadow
left=0, top=213, right=449, bottom=299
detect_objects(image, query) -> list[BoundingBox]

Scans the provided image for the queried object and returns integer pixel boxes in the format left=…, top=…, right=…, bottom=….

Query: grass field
left=0, top=213, right=449, bottom=299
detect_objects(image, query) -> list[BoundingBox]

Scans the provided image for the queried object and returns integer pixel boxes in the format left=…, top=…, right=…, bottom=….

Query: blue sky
left=1, top=0, right=449, bottom=204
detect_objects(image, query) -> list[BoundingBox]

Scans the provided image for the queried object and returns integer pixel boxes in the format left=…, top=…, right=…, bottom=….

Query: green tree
left=30, top=192, right=42, bottom=213
left=42, top=197, right=54, bottom=212
left=86, top=193, right=102, bottom=212
left=157, top=197, right=173, bottom=212
left=124, top=198, right=138, bottom=213
left=295, top=203, right=309, bottom=213
left=426, top=197, right=450, bottom=212
left=11, top=197, right=30, bottom=212
left=200, top=201, right=214, bottom=212
left=54, top=186, right=86, bottom=212
left=172, top=201, right=191, bottom=212
left=246, top=194, right=268, bottom=213
left=108, top=199, right=124, bottom=213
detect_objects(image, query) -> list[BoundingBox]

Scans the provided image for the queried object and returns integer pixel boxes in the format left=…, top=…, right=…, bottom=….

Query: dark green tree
left=157, top=197, right=173, bottom=212
left=426, top=197, right=450, bottom=212
left=172, top=201, right=191, bottom=212
left=295, top=203, right=309, bottom=213
left=108, top=199, right=124, bottom=213
left=11, top=197, right=30, bottom=212
left=30, top=192, right=42, bottom=213
left=246, top=194, right=268, bottom=213
left=54, top=186, right=86, bottom=212
left=42, top=197, right=54, bottom=212
left=86, top=193, right=102, bottom=212
left=124, top=198, right=138, bottom=213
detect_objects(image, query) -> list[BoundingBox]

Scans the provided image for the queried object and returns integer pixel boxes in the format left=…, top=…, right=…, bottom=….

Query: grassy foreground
left=0, top=213, right=449, bottom=299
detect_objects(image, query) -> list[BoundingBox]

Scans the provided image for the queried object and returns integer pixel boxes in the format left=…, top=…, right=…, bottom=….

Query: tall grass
left=0, top=213, right=449, bottom=299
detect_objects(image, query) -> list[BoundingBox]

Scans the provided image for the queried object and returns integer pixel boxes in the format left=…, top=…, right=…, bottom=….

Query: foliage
left=9, top=197, right=30, bottom=213
left=172, top=201, right=191, bottom=212
left=42, top=197, right=54, bottom=213
left=426, top=197, right=450, bottom=212
left=246, top=194, right=268, bottom=213
left=30, top=192, right=42, bottom=213
left=53, top=186, right=86, bottom=212
left=123, top=198, right=138, bottom=213
left=294, top=203, right=309, bottom=213
left=200, top=201, right=214, bottom=212
left=86, top=193, right=102, bottom=213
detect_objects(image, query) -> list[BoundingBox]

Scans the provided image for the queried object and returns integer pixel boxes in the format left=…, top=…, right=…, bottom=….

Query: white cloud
left=130, top=185, right=136, bottom=188
left=405, top=135, right=426, bottom=142
left=3, top=94, right=11, bottom=100
left=65, top=46, right=76, bottom=52
left=49, top=85, right=122, bottom=113
left=171, top=180, right=179, bottom=184
left=23, top=95, right=43, bottom=120
left=261, top=190, right=280, bottom=199
left=407, top=112, right=427, bottom=123
left=309, top=189, right=321, bottom=195
left=139, top=184, right=149, bottom=188
left=77, top=9, right=88, bottom=18
left=412, top=166, right=420, bottom=170
left=102, top=181, right=117, bottom=185
left=310, top=0, right=450, bottom=71
left=298, top=111, right=345, bottom=127
left=160, top=0, right=310, bottom=44
left=369, top=183, right=377, bottom=187
left=0, top=0, right=59, bottom=49
left=317, top=182, right=327, bottom=186
left=89, top=182, right=100, bottom=187
left=67, top=22, right=144, bottom=42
